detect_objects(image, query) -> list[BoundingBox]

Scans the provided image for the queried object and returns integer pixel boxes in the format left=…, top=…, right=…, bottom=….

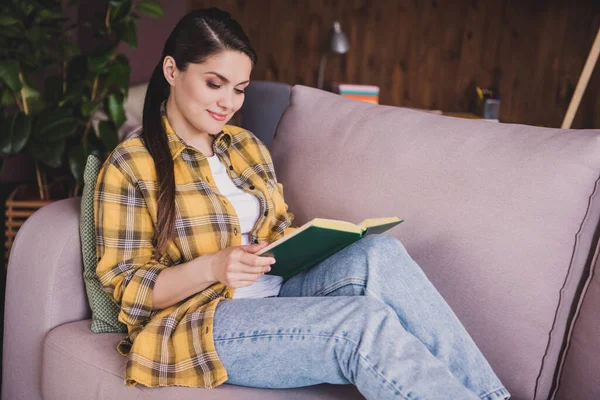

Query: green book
left=256, top=216, right=403, bottom=280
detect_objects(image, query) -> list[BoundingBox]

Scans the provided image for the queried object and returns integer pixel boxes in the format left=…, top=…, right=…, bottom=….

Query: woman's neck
left=165, top=97, right=215, bottom=157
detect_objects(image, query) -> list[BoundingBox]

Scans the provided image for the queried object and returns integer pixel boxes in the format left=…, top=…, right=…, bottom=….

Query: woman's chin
left=202, top=122, right=227, bottom=135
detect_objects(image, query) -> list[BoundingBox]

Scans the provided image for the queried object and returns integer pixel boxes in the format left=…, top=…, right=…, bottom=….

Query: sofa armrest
left=2, top=197, right=90, bottom=400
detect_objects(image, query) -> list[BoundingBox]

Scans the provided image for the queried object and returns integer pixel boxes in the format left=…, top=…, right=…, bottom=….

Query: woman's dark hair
left=142, top=8, right=257, bottom=258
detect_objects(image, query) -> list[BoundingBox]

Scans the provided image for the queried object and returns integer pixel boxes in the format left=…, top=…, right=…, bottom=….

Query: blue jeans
left=213, top=235, right=510, bottom=400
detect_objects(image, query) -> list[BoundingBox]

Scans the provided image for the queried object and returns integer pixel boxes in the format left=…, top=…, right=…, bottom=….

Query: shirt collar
left=160, top=107, right=232, bottom=160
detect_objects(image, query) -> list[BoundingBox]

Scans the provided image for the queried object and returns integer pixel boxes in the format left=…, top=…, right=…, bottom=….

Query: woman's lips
left=208, top=111, right=227, bottom=121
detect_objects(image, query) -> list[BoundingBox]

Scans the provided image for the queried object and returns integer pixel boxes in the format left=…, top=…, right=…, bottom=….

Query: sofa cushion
left=80, top=154, right=127, bottom=333
left=271, top=85, right=600, bottom=400
left=553, top=249, right=600, bottom=400
left=42, top=320, right=364, bottom=400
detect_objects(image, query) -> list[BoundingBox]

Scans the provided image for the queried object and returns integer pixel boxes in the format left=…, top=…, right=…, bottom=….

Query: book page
left=256, top=218, right=362, bottom=256
left=358, top=216, right=402, bottom=231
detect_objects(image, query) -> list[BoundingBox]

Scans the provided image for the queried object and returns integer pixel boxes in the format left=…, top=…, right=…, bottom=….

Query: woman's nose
left=217, top=90, right=234, bottom=111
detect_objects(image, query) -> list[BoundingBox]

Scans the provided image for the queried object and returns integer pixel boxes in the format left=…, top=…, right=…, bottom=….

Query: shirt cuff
left=118, top=265, right=163, bottom=327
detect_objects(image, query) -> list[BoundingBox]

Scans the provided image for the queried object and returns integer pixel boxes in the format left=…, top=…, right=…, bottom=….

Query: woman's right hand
left=207, top=242, right=276, bottom=288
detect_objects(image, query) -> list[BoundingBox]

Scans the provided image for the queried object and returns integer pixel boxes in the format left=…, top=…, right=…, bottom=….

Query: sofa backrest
left=270, top=85, right=600, bottom=400
left=239, top=80, right=291, bottom=148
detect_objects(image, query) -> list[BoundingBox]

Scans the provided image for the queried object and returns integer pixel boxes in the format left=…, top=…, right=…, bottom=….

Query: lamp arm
left=317, top=53, right=327, bottom=90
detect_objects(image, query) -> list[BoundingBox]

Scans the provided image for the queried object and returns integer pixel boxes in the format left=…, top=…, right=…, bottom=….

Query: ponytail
left=142, top=61, right=176, bottom=259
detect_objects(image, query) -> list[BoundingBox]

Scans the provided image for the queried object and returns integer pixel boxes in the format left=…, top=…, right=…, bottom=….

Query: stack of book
left=333, top=84, right=380, bottom=104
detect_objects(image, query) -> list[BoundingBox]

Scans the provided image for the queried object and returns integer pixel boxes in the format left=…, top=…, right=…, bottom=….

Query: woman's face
left=164, top=50, right=252, bottom=135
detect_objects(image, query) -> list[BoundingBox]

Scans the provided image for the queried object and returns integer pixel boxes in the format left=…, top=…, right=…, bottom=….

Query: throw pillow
left=80, top=154, right=127, bottom=333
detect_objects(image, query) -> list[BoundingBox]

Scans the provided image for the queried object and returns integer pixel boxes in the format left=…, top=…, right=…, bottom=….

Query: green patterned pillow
left=80, top=154, right=127, bottom=333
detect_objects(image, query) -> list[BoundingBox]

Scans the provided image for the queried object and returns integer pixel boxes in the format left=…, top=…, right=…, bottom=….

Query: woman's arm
left=151, top=255, right=215, bottom=310
left=152, top=241, right=274, bottom=309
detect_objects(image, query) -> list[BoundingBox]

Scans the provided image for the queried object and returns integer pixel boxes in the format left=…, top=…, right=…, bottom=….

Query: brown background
left=180, top=0, right=600, bottom=129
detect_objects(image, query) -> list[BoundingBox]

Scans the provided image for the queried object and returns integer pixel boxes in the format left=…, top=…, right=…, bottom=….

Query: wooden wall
left=189, top=0, right=600, bottom=129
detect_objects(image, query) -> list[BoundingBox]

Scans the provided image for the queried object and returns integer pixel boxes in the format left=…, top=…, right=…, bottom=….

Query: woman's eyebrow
left=204, top=71, right=250, bottom=85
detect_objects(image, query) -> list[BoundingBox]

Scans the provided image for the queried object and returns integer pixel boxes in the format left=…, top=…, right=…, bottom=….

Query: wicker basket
left=5, top=185, right=53, bottom=264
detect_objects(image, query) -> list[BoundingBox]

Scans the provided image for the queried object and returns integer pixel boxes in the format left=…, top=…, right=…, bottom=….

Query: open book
left=256, top=217, right=403, bottom=280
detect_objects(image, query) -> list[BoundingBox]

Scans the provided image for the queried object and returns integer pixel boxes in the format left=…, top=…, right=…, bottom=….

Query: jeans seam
left=214, top=332, right=409, bottom=399
left=479, top=387, right=509, bottom=399
left=315, top=277, right=367, bottom=297
left=317, top=278, right=386, bottom=307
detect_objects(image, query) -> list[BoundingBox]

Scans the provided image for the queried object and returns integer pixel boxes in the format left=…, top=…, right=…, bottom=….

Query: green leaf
left=135, top=1, right=164, bottom=18
left=116, top=18, right=137, bottom=49
left=107, top=94, right=126, bottom=129
left=0, top=61, right=22, bottom=92
left=97, top=120, right=119, bottom=151
left=110, top=0, right=132, bottom=22
left=0, top=16, right=20, bottom=27
left=1, top=88, right=15, bottom=107
left=68, top=144, right=87, bottom=183
left=106, top=55, right=130, bottom=91
left=58, top=90, right=81, bottom=107
left=81, top=101, right=99, bottom=118
left=0, top=113, right=32, bottom=154
left=89, top=52, right=112, bottom=74
left=32, top=109, right=80, bottom=142
left=20, top=76, right=40, bottom=102
left=28, top=138, right=65, bottom=168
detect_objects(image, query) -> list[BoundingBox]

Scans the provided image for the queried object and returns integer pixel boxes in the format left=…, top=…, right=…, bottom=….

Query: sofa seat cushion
left=42, top=320, right=364, bottom=400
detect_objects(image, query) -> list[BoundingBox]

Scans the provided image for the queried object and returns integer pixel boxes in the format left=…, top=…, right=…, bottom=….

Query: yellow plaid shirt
left=94, top=116, right=296, bottom=388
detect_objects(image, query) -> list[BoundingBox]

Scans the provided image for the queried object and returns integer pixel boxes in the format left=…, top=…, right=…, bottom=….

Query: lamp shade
left=330, top=21, right=349, bottom=54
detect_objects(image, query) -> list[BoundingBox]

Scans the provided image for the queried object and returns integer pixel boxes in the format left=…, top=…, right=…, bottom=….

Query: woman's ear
left=163, top=56, right=178, bottom=87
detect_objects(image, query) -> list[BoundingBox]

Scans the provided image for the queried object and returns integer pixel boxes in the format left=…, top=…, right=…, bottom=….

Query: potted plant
left=0, top=0, right=164, bottom=259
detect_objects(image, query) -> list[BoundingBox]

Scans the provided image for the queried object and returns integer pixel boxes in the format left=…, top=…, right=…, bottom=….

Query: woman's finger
left=239, top=252, right=275, bottom=268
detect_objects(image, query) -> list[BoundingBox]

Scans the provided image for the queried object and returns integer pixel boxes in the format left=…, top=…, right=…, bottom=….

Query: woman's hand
left=207, top=242, right=276, bottom=288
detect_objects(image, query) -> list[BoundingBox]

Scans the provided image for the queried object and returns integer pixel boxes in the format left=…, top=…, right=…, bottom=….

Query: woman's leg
left=279, top=234, right=510, bottom=400
left=213, top=296, right=479, bottom=400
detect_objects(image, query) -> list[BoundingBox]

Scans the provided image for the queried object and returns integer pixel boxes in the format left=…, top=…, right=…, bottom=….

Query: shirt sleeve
left=94, top=162, right=166, bottom=328
left=275, top=181, right=298, bottom=236
left=251, top=136, right=297, bottom=236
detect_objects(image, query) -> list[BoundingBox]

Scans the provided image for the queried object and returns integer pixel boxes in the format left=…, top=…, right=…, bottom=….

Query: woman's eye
left=207, top=81, right=220, bottom=89
left=235, top=88, right=245, bottom=95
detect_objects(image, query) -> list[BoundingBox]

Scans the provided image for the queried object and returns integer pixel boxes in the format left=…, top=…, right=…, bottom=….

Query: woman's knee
left=359, top=234, right=406, bottom=254
left=342, top=297, right=399, bottom=337
left=356, top=235, right=412, bottom=271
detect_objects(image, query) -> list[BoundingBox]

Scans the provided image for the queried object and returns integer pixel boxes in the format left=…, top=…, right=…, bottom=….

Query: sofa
left=3, top=82, right=600, bottom=400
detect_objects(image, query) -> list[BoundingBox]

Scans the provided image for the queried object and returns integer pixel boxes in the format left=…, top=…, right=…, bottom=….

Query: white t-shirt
left=205, top=154, right=283, bottom=299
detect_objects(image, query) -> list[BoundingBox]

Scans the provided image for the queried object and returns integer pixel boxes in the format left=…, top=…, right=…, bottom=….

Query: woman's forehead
left=190, top=51, right=252, bottom=83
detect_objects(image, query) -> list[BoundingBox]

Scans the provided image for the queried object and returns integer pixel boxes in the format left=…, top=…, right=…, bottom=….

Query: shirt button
left=229, top=165, right=234, bottom=170
left=225, top=292, right=229, bottom=298
left=253, top=238, right=259, bottom=244
left=263, top=210, right=268, bottom=216
left=234, top=228, right=238, bottom=235
left=249, top=185, right=255, bottom=190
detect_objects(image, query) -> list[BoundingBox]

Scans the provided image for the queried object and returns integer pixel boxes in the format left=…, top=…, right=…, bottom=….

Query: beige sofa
left=3, top=84, right=600, bottom=400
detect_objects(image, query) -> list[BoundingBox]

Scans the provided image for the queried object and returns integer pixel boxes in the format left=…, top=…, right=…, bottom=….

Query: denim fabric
left=213, top=234, right=510, bottom=400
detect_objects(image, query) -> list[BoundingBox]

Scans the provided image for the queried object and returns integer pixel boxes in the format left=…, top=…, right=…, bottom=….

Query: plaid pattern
left=94, top=115, right=296, bottom=388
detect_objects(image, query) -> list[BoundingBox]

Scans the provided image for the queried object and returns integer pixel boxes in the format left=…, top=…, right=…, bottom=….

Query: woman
left=95, top=8, right=510, bottom=400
